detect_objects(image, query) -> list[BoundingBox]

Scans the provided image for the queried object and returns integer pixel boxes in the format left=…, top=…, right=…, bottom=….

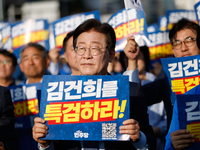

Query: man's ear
left=109, top=49, right=115, bottom=63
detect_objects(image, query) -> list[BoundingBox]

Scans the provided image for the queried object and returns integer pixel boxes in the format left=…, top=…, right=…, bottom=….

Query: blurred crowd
left=0, top=12, right=200, bottom=150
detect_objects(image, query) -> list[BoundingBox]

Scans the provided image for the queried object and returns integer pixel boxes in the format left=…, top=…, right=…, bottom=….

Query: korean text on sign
left=47, top=79, right=118, bottom=101
left=44, top=98, right=127, bottom=125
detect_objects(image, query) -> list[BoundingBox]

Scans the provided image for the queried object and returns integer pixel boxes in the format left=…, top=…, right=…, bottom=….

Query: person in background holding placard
left=123, top=18, right=200, bottom=150
left=17, top=43, right=50, bottom=150
left=48, top=31, right=80, bottom=76
left=164, top=19, right=200, bottom=150
left=32, top=18, right=156, bottom=150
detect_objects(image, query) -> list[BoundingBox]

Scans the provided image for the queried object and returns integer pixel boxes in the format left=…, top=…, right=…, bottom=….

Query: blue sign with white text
left=8, top=83, right=41, bottom=129
left=177, top=94, right=200, bottom=149
left=40, top=75, right=130, bottom=141
left=161, top=55, right=200, bottom=104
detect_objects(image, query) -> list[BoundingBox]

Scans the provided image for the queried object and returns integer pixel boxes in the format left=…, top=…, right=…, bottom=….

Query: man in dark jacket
left=32, top=19, right=156, bottom=150
left=0, top=86, right=19, bottom=150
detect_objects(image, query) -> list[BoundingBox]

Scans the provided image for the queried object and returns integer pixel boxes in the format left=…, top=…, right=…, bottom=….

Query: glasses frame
left=0, top=60, right=13, bottom=66
left=75, top=46, right=109, bottom=56
left=172, top=37, right=196, bottom=50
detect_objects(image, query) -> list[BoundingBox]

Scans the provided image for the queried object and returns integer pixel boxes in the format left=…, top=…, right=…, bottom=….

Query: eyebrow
left=22, top=54, right=41, bottom=59
left=174, top=36, right=194, bottom=42
left=77, top=41, right=101, bottom=45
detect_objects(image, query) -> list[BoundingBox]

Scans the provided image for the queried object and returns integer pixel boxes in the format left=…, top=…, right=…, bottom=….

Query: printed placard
left=11, top=19, right=49, bottom=58
left=148, top=30, right=173, bottom=61
left=161, top=55, right=200, bottom=104
left=51, top=10, right=100, bottom=52
left=0, top=24, right=13, bottom=51
left=158, top=15, right=167, bottom=32
left=107, top=8, right=149, bottom=52
left=166, top=10, right=197, bottom=30
left=40, top=75, right=130, bottom=141
left=8, top=83, right=41, bottom=129
left=194, top=1, right=200, bottom=25
left=177, top=94, right=200, bottom=149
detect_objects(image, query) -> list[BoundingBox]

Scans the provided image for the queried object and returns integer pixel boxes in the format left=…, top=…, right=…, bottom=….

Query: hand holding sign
left=32, top=117, right=51, bottom=148
left=170, top=129, right=195, bottom=150
left=119, top=119, right=140, bottom=142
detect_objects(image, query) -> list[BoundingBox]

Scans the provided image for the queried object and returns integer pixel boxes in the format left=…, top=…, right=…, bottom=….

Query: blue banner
left=158, top=15, right=167, bottom=32
left=107, top=8, right=149, bottom=52
left=148, top=30, right=173, bottom=61
left=51, top=10, right=101, bottom=53
left=194, top=1, right=200, bottom=25
left=177, top=94, right=200, bottom=149
left=40, top=75, right=130, bottom=141
left=166, top=10, right=197, bottom=30
left=0, top=24, right=12, bottom=51
left=11, top=19, right=49, bottom=58
left=8, top=83, right=41, bottom=129
left=147, top=23, right=159, bottom=33
left=161, top=55, right=200, bottom=104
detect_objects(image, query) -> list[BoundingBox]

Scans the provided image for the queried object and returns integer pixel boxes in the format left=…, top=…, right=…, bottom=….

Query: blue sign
left=107, top=8, right=149, bottom=52
left=51, top=10, right=101, bottom=54
left=166, top=10, right=197, bottom=30
left=11, top=19, right=49, bottom=59
left=161, top=55, right=200, bottom=104
left=40, top=75, right=130, bottom=141
left=194, top=1, right=200, bottom=25
left=177, top=94, right=200, bottom=149
left=8, top=83, right=41, bottom=129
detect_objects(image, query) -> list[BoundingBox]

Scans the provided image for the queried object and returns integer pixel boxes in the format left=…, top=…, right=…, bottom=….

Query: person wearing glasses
left=164, top=19, right=200, bottom=150
left=32, top=18, right=156, bottom=150
left=0, top=49, right=18, bottom=87
left=122, top=18, right=200, bottom=150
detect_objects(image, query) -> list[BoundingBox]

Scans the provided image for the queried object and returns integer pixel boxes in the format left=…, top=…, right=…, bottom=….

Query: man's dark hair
left=20, top=42, right=48, bottom=61
left=73, top=19, right=116, bottom=51
left=140, top=46, right=150, bottom=72
left=0, top=49, right=17, bottom=67
left=63, top=31, right=74, bottom=52
left=169, top=18, right=200, bottom=44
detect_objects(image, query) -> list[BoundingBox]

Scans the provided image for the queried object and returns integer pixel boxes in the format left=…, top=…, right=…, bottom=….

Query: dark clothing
left=0, top=86, right=19, bottom=150
left=52, top=82, right=157, bottom=150
left=142, top=70, right=173, bottom=129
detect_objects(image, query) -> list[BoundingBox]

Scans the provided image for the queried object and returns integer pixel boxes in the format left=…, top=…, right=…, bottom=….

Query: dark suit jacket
left=142, top=70, right=173, bottom=129
left=52, top=82, right=157, bottom=150
left=0, top=86, right=19, bottom=150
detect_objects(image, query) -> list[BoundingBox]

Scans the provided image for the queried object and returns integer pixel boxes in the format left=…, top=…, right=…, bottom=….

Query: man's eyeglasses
left=75, top=46, right=108, bottom=56
left=0, top=60, right=13, bottom=66
left=172, top=37, right=196, bottom=50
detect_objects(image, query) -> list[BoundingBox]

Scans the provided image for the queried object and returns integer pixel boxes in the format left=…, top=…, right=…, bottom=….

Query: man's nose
left=83, top=48, right=92, bottom=58
left=28, top=58, right=34, bottom=64
left=180, top=42, right=189, bottom=51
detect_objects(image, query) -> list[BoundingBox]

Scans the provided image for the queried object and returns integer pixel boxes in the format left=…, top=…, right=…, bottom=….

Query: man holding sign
left=165, top=19, right=200, bottom=150
left=124, top=18, right=200, bottom=150
left=32, top=19, right=156, bottom=150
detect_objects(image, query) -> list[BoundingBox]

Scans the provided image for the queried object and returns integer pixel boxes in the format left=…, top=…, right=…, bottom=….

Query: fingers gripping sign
left=170, top=129, right=195, bottom=150
left=32, top=117, right=51, bottom=148
left=119, top=119, right=140, bottom=142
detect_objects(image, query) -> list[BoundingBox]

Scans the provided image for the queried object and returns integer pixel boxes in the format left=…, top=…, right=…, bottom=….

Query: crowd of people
left=0, top=17, right=199, bottom=150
